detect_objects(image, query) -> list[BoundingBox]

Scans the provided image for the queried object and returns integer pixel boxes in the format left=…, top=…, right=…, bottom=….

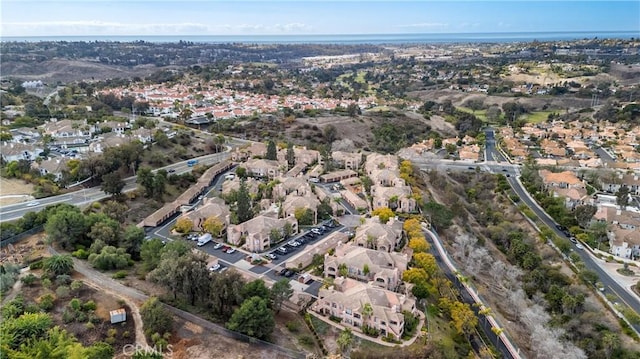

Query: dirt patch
left=1, top=59, right=174, bottom=84
left=0, top=178, right=34, bottom=205
left=0, top=232, right=47, bottom=267
left=169, top=314, right=301, bottom=359
left=11, top=276, right=136, bottom=354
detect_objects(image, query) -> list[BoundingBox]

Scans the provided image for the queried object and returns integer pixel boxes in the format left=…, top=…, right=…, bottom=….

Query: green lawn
left=524, top=111, right=554, bottom=124
left=457, top=107, right=488, bottom=122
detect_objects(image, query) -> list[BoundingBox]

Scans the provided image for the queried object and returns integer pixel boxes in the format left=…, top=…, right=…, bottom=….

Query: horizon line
left=2, top=30, right=639, bottom=38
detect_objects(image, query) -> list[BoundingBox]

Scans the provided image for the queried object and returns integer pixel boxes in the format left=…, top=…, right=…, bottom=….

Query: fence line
left=0, top=226, right=44, bottom=247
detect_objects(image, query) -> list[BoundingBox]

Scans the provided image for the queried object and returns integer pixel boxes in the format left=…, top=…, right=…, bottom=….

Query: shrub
left=21, top=274, right=37, bottom=286
left=55, top=285, right=70, bottom=299
left=69, top=298, right=82, bottom=311
left=286, top=321, right=299, bottom=332
left=107, top=328, right=118, bottom=338
left=41, top=278, right=51, bottom=289
left=329, top=315, right=342, bottom=323
left=38, top=294, right=55, bottom=311
left=24, top=303, right=41, bottom=313
left=55, top=274, right=72, bottom=286
left=29, top=260, right=43, bottom=270
left=122, top=330, right=130, bottom=339
left=77, top=311, right=88, bottom=322
left=362, top=324, right=380, bottom=337
left=85, top=322, right=95, bottom=330
left=298, top=335, right=314, bottom=346
left=70, top=280, right=83, bottom=293
left=62, top=310, right=75, bottom=323
left=72, top=248, right=90, bottom=259
left=83, top=300, right=97, bottom=311
left=112, top=270, right=128, bottom=279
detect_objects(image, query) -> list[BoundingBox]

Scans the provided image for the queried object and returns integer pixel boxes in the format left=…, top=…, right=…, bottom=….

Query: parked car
left=209, top=264, right=221, bottom=271
left=266, top=253, right=277, bottom=260
left=311, top=228, right=322, bottom=235
left=221, top=245, right=230, bottom=251
left=277, top=268, right=288, bottom=276
left=569, top=237, right=577, bottom=244
left=284, top=270, right=294, bottom=278
left=277, top=247, right=288, bottom=254
left=226, top=248, right=236, bottom=254
left=213, top=242, right=223, bottom=250
left=576, top=243, right=584, bottom=250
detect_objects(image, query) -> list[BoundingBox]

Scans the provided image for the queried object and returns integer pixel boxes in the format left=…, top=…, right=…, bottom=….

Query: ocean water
left=2, top=31, right=639, bottom=44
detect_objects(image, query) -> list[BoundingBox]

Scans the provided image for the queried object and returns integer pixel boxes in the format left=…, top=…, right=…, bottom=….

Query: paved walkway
left=306, top=309, right=425, bottom=347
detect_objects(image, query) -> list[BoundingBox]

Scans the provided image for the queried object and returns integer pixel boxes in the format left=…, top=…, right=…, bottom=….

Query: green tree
left=286, top=142, right=296, bottom=169
left=43, top=255, right=74, bottom=277
left=574, top=204, right=597, bottom=228
left=423, top=201, right=454, bottom=230
left=324, top=124, right=338, bottom=143
left=616, top=185, right=630, bottom=209
left=140, top=238, right=165, bottom=272
left=242, top=279, right=270, bottom=300
left=266, top=140, right=277, bottom=160
left=122, top=225, right=145, bottom=259
left=226, top=296, right=275, bottom=340
left=87, top=218, right=120, bottom=246
left=236, top=179, right=253, bottom=223
left=87, top=246, right=131, bottom=271
left=270, top=279, right=293, bottom=313
left=140, top=297, right=173, bottom=338
left=294, top=207, right=314, bottom=225
left=209, top=271, right=246, bottom=319
left=45, top=209, right=87, bottom=250
left=137, top=167, right=155, bottom=197
left=101, top=172, right=125, bottom=198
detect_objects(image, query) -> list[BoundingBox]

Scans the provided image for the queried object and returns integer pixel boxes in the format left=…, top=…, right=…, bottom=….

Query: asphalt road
left=0, top=151, right=232, bottom=222
left=485, top=128, right=640, bottom=322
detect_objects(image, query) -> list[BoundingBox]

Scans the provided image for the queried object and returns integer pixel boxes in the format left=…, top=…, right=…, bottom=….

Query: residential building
left=1, top=142, right=43, bottom=163
left=243, top=158, right=282, bottom=179
left=324, top=243, right=409, bottom=291
left=31, top=157, right=70, bottom=181
left=539, top=169, right=588, bottom=209
left=181, top=197, right=230, bottom=233
left=231, top=142, right=267, bottom=162
left=282, top=195, right=320, bottom=224
left=352, top=216, right=403, bottom=252
left=332, top=151, right=363, bottom=170
left=312, top=277, right=416, bottom=340
left=227, top=214, right=298, bottom=252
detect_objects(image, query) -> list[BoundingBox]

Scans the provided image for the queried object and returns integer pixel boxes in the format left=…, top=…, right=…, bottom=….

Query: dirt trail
left=47, top=247, right=149, bottom=349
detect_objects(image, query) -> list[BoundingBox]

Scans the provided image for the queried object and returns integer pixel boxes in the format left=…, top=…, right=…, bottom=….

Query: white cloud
left=1, top=20, right=314, bottom=36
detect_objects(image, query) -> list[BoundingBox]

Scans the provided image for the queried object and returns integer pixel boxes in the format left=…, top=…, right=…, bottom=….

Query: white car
left=576, top=243, right=584, bottom=250
left=226, top=248, right=236, bottom=254
left=209, top=264, right=221, bottom=271
left=26, top=201, right=40, bottom=207
left=213, top=243, right=223, bottom=250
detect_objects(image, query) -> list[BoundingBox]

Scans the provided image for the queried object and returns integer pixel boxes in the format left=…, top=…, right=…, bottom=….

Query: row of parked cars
left=275, top=222, right=338, bottom=255
left=213, top=242, right=236, bottom=254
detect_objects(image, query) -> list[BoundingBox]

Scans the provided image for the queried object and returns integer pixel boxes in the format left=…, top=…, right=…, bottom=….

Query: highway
left=0, top=151, right=232, bottom=222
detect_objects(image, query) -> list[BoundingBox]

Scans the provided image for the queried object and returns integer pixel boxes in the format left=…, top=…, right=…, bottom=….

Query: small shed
left=110, top=308, right=126, bottom=324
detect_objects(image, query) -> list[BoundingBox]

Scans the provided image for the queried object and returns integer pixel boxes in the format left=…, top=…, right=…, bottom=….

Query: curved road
left=486, top=128, right=640, bottom=317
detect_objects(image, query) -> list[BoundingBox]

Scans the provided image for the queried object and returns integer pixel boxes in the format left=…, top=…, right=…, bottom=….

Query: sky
left=1, top=0, right=639, bottom=37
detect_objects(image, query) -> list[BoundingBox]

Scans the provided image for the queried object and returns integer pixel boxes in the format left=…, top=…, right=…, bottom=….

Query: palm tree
left=338, top=263, right=348, bottom=277
left=337, top=328, right=354, bottom=356
left=361, top=303, right=373, bottom=327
